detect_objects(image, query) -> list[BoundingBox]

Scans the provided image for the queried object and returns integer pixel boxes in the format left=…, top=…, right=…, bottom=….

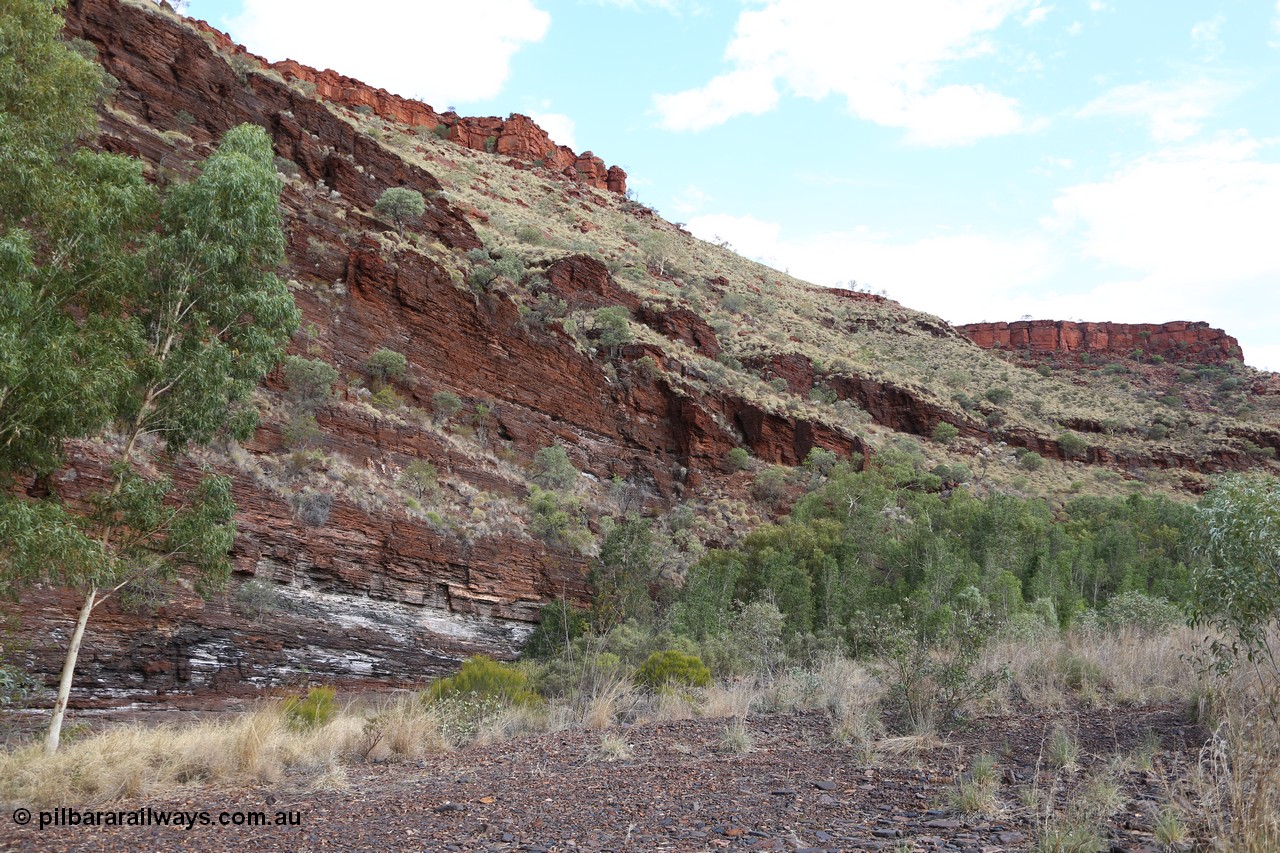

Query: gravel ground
left=1, top=705, right=1203, bottom=852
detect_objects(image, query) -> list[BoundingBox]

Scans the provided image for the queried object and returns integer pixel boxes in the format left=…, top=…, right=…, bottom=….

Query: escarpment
left=11, top=0, right=1272, bottom=713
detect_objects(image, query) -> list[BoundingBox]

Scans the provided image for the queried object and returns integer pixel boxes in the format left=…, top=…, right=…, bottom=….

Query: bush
left=531, top=444, right=577, bottom=490
left=634, top=650, right=712, bottom=690
left=803, top=447, right=838, bottom=477
left=932, top=422, right=959, bottom=444
left=1019, top=451, right=1044, bottom=471
left=431, top=391, right=462, bottom=423
left=365, top=349, right=408, bottom=385
left=282, top=686, right=337, bottom=730
left=426, top=655, right=541, bottom=707
left=373, top=187, right=426, bottom=235
left=370, top=386, right=403, bottom=411
left=283, top=355, right=338, bottom=411
left=1100, top=591, right=1183, bottom=635
left=527, top=486, right=591, bottom=552
left=292, top=490, right=333, bottom=526
left=594, top=306, right=632, bottom=348
left=984, top=386, right=1012, bottom=404
left=753, top=466, right=790, bottom=505
left=726, top=447, right=751, bottom=471
left=521, top=601, right=590, bottom=660
left=398, top=459, right=439, bottom=500
left=1057, top=431, right=1088, bottom=459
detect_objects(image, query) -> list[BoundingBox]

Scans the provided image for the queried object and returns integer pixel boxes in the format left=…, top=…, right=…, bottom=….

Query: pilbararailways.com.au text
left=32, top=806, right=303, bottom=831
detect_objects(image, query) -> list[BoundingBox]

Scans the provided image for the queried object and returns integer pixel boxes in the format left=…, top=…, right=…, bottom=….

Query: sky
left=181, top=0, right=1280, bottom=372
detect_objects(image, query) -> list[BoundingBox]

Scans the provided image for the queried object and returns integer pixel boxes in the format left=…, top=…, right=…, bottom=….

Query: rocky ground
left=1, top=704, right=1202, bottom=852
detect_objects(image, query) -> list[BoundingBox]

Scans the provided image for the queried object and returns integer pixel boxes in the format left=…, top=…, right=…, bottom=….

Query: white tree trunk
left=45, top=586, right=96, bottom=755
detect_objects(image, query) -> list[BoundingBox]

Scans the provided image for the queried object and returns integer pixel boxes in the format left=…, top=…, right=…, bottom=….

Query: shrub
left=1036, top=364, right=1053, bottom=377
left=984, top=386, right=1012, bottom=404
left=282, top=686, right=337, bottom=730
left=634, top=650, right=712, bottom=690
left=527, top=486, right=591, bottom=552
left=594, top=306, right=632, bottom=348
left=1057, top=431, right=1088, bottom=459
left=721, top=293, right=747, bottom=313
left=726, top=447, right=751, bottom=471
left=431, top=391, right=463, bottom=423
left=531, top=444, right=578, bottom=490
left=426, top=655, right=540, bottom=707
left=1100, top=591, right=1183, bottom=634
left=932, top=422, right=959, bottom=444
left=283, top=355, right=338, bottom=411
left=373, top=187, right=426, bottom=236
left=282, top=411, right=323, bottom=449
left=370, top=386, right=403, bottom=411
left=803, top=447, right=838, bottom=477
left=398, top=459, right=439, bottom=500
left=292, top=490, right=333, bottom=526
left=521, top=601, right=590, bottom=660
left=365, top=348, right=408, bottom=385
left=753, top=466, right=790, bottom=505
left=1019, top=451, right=1044, bottom=471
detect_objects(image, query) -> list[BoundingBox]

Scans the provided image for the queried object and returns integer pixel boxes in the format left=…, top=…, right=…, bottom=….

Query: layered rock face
left=11, top=0, right=833, bottom=709
left=957, top=320, right=1242, bottom=365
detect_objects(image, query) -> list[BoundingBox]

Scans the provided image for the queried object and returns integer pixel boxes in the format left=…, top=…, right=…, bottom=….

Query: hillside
left=7, top=0, right=1278, bottom=713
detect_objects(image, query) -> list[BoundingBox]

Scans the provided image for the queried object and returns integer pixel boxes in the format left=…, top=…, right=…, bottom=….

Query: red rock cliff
left=957, top=320, right=1242, bottom=365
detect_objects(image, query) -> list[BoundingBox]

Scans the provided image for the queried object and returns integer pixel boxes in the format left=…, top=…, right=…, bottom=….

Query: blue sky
left=183, top=0, right=1280, bottom=371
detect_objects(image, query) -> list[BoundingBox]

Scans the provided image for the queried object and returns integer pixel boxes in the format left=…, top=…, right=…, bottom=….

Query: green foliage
left=803, top=447, right=838, bottom=477
left=1019, top=451, right=1045, bottom=471
left=373, top=187, right=425, bottom=235
left=634, top=649, right=711, bottom=690
left=984, top=386, right=1013, bottom=404
left=726, top=447, right=752, bottom=471
left=527, top=486, right=591, bottom=552
left=592, top=515, right=661, bottom=628
left=426, top=655, right=541, bottom=707
left=521, top=600, right=590, bottom=660
left=1191, top=474, right=1280, bottom=674
left=1098, top=591, right=1183, bottom=635
left=365, top=348, right=408, bottom=385
left=932, top=422, right=960, bottom=444
left=753, top=465, right=790, bottom=505
left=282, top=355, right=338, bottom=411
left=282, top=686, right=338, bottom=730
left=398, top=459, right=439, bottom=500
left=871, top=595, right=1008, bottom=732
left=431, top=390, right=463, bottom=423
left=370, top=386, right=403, bottom=411
left=593, top=306, right=632, bottom=348
left=1057, top=432, right=1088, bottom=459
left=531, top=444, right=577, bottom=490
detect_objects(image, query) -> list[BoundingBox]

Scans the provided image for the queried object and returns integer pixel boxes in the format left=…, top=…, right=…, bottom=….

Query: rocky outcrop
left=958, top=320, right=1241, bottom=365
left=265, top=68, right=626, bottom=194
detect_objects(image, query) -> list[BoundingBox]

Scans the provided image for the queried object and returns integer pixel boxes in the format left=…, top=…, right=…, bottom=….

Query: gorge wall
left=12, top=0, right=844, bottom=711
left=957, top=320, right=1242, bottom=365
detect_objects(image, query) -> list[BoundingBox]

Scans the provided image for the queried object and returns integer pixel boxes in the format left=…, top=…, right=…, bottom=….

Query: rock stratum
left=9, top=0, right=1275, bottom=714
left=957, top=320, right=1242, bottom=364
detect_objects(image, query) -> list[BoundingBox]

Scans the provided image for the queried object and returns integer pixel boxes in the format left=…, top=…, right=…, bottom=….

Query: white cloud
left=529, top=112, right=577, bottom=149
left=654, top=0, right=1035, bottom=144
left=1021, top=3, right=1052, bottom=26
left=228, top=0, right=550, bottom=106
left=1077, top=78, right=1241, bottom=142
left=1066, top=21, right=1082, bottom=35
left=1273, top=1, right=1280, bottom=46
left=653, top=68, right=779, bottom=132
left=1042, top=134, right=1280, bottom=370
left=682, top=134, right=1280, bottom=372
left=1191, top=14, right=1225, bottom=59
left=685, top=213, right=1054, bottom=320
left=670, top=184, right=713, bottom=216
left=1048, top=133, right=1280, bottom=283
